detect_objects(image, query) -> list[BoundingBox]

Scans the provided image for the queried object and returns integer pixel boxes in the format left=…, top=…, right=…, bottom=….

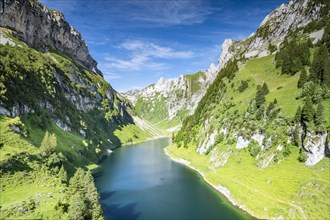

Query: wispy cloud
left=103, top=40, right=193, bottom=71
left=119, top=40, right=193, bottom=59
left=126, top=0, right=213, bottom=26
left=104, top=55, right=168, bottom=71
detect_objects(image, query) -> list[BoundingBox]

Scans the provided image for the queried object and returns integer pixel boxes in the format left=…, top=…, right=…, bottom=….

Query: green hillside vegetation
left=0, top=116, right=101, bottom=219
left=170, top=30, right=330, bottom=219
left=0, top=32, right=152, bottom=219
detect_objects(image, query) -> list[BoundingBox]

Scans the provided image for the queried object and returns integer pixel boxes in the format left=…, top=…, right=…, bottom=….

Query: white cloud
left=102, top=40, right=193, bottom=71
left=127, top=0, right=213, bottom=26
left=104, top=55, right=168, bottom=71
left=120, top=40, right=193, bottom=59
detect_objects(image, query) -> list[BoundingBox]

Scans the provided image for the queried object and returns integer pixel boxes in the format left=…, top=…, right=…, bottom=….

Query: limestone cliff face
left=218, top=0, right=324, bottom=65
left=0, top=0, right=101, bottom=75
left=124, top=64, right=218, bottom=128
left=0, top=0, right=134, bottom=133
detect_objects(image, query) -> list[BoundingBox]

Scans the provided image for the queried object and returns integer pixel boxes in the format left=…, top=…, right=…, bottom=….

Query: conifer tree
left=68, top=168, right=103, bottom=220
left=297, top=68, right=308, bottom=88
left=266, top=101, right=275, bottom=116
left=255, top=85, right=267, bottom=108
left=310, top=45, right=328, bottom=83
left=68, top=194, right=86, bottom=220
left=301, top=96, right=314, bottom=123
left=295, top=106, right=302, bottom=122
left=314, top=103, right=325, bottom=128
left=261, top=82, right=269, bottom=95
left=58, top=165, right=68, bottom=184
left=292, top=125, right=300, bottom=147
left=323, top=57, right=330, bottom=88
left=40, top=131, right=57, bottom=155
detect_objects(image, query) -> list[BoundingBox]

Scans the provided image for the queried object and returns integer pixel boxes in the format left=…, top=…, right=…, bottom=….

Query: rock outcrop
left=124, top=65, right=218, bottom=124
left=217, top=0, right=324, bottom=66
left=0, top=0, right=102, bottom=75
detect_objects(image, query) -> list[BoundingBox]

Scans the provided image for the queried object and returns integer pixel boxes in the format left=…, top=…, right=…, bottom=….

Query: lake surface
left=94, top=138, right=250, bottom=220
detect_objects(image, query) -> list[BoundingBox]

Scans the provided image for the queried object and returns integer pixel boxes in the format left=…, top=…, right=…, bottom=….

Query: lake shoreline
left=164, top=147, right=258, bottom=220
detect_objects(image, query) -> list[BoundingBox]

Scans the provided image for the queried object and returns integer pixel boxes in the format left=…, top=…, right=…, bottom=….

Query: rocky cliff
left=0, top=0, right=101, bottom=75
left=124, top=64, right=219, bottom=130
left=217, top=0, right=326, bottom=66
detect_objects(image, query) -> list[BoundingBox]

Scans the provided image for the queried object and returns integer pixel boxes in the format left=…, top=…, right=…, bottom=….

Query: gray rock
left=0, top=0, right=102, bottom=75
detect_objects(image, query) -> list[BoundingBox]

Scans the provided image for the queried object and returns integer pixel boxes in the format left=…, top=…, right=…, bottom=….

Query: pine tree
left=292, top=125, right=300, bottom=147
left=297, top=68, right=307, bottom=88
left=68, top=194, right=86, bottom=220
left=40, top=131, right=57, bottom=155
left=255, top=86, right=266, bottom=108
left=261, top=82, right=269, bottom=95
left=84, top=171, right=103, bottom=220
left=314, top=103, right=325, bottom=128
left=295, top=106, right=302, bottom=122
left=323, top=56, right=330, bottom=88
left=301, top=96, right=314, bottom=123
left=310, top=45, right=328, bottom=83
left=266, top=102, right=275, bottom=116
left=256, top=106, right=265, bottom=120
left=322, top=21, right=330, bottom=51
left=68, top=168, right=103, bottom=220
left=58, top=165, right=68, bottom=184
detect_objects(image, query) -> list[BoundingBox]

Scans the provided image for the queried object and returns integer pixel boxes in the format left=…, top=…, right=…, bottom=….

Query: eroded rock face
left=218, top=0, right=324, bottom=65
left=124, top=64, right=219, bottom=121
left=0, top=0, right=101, bottom=75
left=304, top=132, right=329, bottom=166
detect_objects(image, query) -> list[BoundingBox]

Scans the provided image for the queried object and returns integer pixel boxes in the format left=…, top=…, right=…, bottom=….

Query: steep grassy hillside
left=0, top=29, right=152, bottom=218
left=170, top=27, right=330, bottom=218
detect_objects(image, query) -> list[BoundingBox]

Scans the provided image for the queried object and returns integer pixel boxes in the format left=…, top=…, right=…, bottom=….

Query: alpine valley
left=0, top=0, right=329, bottom=220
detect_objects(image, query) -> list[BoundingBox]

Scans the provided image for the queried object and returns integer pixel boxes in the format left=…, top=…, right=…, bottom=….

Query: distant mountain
left=124, top=58, right=220, bottom=132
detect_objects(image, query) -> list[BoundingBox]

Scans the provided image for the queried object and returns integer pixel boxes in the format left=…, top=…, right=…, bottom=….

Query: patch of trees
left=238, top=80, right=248, bottom=92
left=309, top=45, right=330, bottom=87
left=255, top=82, right=269, bottom=108
left=67, top=168, right=103, bottom=220
left=174, top=60, right=238, bottom=145
left=275, top=40, right=311, bottom=75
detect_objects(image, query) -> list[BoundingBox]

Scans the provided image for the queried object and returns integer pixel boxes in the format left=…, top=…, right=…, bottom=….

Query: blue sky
left=40, top=0, right=287, bottom=92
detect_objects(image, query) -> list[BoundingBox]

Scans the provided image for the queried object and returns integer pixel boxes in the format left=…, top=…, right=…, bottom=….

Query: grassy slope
left=166, top=144, right=330, bottom=220
left=0, top=116, right=69, bottom=219
left=166, top=55, right=330, bottom=219
left=0, top=32, right=153, bottom=218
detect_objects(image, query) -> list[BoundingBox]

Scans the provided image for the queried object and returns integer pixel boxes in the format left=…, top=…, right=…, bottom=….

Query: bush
left=298, top=148, right=308, bottom=162
left=282, top=146, right=292, bottom=157
left=248, top=140, right=261, bottom=157
left=238, top=80, right=248, bottom=92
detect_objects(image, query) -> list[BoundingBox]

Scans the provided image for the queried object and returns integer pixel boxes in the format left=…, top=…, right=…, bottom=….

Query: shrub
left=248, top=140, right=261, bottom=158
left=298, top=148, right=308, bottom=162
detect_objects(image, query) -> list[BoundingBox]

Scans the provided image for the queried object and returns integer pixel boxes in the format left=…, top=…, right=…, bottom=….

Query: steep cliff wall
left=0, top=0, right=101, bottom=75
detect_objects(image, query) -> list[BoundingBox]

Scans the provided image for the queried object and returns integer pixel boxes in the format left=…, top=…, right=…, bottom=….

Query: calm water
left=93, top=138, right=250, bottom=220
